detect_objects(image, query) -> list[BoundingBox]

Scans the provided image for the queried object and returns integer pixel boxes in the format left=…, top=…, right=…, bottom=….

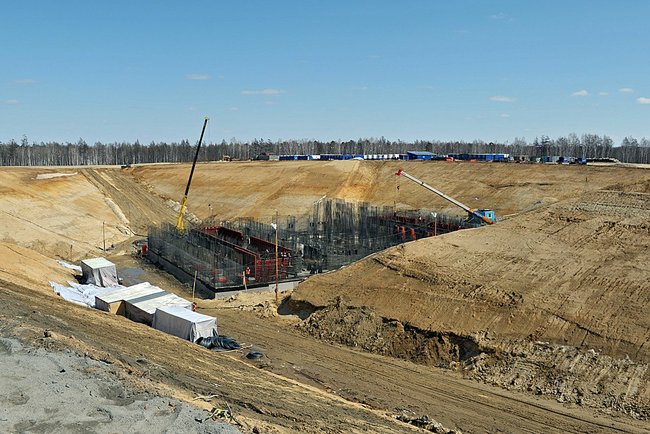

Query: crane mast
left=176, top=117, right=209, bottom=231
left=395, top=168, right=495, bottom=225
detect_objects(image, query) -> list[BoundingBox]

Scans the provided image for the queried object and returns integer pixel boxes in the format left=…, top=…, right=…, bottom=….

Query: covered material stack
left=81, top=257, right=118, bottom=287
left=95, top=282, right=192, bottom=325
left=153, top=305, right=217, bottom=342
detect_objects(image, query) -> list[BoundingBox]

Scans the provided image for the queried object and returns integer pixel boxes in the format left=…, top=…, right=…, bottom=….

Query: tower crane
left=395, top=168, right=495, bottom=225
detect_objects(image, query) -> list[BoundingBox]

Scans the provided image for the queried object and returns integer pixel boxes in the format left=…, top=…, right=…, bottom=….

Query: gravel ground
left=0, top=337, right=239, bottom=434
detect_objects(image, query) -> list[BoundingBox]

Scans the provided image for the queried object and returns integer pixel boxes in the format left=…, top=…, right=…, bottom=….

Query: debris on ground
left=197, top=335, right=242, bottom=351
left=395, top=412, right=462, bottom=433
left=246, top=351, right=265, bottom=360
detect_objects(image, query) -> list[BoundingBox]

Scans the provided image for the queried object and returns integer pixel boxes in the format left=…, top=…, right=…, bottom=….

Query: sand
left=0, top=337, right=238, bottom=433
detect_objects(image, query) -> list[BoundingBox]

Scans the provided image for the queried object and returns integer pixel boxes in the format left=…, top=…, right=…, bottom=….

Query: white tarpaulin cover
left=80, top=257, right=118, bottom=287
left=153, top=305, right=217, bottom=342
left=95, top=282, right=192, bottom=325
left=50, top=281, right=124, bottom=308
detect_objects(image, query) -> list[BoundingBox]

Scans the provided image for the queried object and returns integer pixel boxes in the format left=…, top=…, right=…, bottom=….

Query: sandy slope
left=0, top=168, right=131, bottom=260
left=293, top=189, right=650, bottom=359
left=0, top=241, right=74, bottom=290
left=1, top=161, right=649, bottom=430
left=133, top=160, right=648, bottom=221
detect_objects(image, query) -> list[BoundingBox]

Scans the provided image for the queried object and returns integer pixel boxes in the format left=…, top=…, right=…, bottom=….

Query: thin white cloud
left=500, top=113, right=510, bottom=118
left=637, top=97, right=650, bottom=105
left=490, top=12, right=514, bottom=21
left=186, top=74, right=210, bottom=81
left=352, top=86, right=368, bottom=91
left=490, top=95, right=516, bottom=102
left=241, top=88, right=285, bottom=96
left=598, top=91, right=609, bottom=96
left=571, top=89, right=589, bottom=97
left=229, top=107, right=239, bottom=111
left=619, top=87, right=634, bottom=93
left=4, top=99, right=19, bottom=105
left=14, top=79, right=35, bottom=84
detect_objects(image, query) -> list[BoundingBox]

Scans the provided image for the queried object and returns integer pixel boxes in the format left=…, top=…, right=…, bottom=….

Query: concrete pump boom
left=395, top=168, right=495, bottom=225
left=175, top=117, right=209, bottom=231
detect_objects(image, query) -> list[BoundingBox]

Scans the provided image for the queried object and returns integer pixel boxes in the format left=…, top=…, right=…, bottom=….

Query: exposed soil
left=291, top=296, right=649, bottom=420
left=1, top=161, right=649, bottom=432
left=0, top=336, right=237, bottom=433
left=299, top=296, right=484, bottom=367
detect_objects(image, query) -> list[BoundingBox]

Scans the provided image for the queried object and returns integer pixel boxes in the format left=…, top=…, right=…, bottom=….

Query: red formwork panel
left=194, top=226, right=293, bottom=284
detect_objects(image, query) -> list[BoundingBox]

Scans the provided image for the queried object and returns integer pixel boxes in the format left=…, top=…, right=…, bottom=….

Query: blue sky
left=1, top=1, right=649, bottom=145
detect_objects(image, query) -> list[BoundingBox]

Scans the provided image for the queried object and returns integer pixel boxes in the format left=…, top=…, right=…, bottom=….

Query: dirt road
left=207, top=301, right=649, bottom=433
left=0, top=278, right=418, bottom=433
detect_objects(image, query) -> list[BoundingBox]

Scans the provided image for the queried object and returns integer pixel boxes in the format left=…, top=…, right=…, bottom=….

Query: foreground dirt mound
left=0, top=337, right=237, bottom=433
left=297, top=297, right=650, bottom=419
left=300, top=296, right=482, bottom=367
left=291, top=184, right=650, bottom=416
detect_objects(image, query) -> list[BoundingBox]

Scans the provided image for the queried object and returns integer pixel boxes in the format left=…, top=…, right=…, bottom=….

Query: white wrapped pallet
left=153, top=305, right=217, bottom=342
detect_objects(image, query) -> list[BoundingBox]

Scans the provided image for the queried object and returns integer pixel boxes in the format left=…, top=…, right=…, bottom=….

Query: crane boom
left=176, top=117, right=209, bottom=231
left=395, top=168, right=495, bottom=225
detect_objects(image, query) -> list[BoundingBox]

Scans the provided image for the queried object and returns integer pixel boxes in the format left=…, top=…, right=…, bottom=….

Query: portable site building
left=81, top=257, right=118, bottom=287
left=407, top=151, right=439, bottom=160
left=153, top=305, right=217, bottom=342
left=95, top=282, right=192, bottom=325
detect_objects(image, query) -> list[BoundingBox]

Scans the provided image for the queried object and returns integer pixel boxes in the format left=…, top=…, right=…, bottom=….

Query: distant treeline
left=1, top=133, right=648, bottom=166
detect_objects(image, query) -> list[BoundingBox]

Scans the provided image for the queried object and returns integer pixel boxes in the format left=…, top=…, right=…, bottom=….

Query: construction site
left=147, top=199, right=471, bottom=293
left=1, top=156, right=649, bottom=433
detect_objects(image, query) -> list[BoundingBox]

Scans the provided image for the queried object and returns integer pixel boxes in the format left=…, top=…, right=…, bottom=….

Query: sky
left=1, top=0, right=649, bottom=145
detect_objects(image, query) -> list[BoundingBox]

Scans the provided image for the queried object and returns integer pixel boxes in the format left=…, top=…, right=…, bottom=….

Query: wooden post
left=192, top=270, right=197, bottom=303
left=103, top=221, right=106, bottom=252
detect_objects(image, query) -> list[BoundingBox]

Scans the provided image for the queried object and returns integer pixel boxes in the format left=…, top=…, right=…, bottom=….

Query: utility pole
left=432, top=212, right=437, bottom=236
left=103, top=221, right=106, bottom=252
left=274, top=212, right=279, bottom=303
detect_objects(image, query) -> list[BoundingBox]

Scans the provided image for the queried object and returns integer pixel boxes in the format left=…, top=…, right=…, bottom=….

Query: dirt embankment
left=133, top=160, right=644, bottom=221
left=296, top=297, right=650, bottom=420
left=290, top=175, right=650, bottom=417
left=1, top=161, right=644, bottom=257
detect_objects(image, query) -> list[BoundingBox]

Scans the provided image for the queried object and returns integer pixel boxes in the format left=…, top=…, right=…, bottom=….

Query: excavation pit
left=147, top=199, right=476, bottom=297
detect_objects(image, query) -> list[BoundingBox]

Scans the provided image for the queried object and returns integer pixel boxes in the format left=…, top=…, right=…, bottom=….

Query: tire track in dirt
left=0, top=280, right=423, bottom=433
left=80, top=168, right=178, bottom=234
left=212, top=308, right=648, bottom=434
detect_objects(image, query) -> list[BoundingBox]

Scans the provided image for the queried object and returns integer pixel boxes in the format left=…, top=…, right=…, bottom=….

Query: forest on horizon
left=1, top=133, right=648, bottom=166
